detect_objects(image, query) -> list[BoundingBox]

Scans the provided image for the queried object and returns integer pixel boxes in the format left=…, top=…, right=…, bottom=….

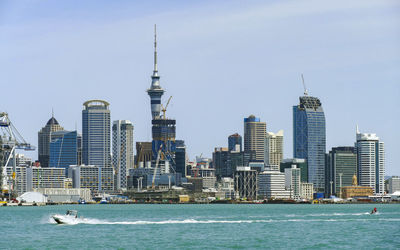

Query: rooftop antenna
left=356, top=124, right=359, bottom=134
left=301, top=74, right=308, bottom=96
left=52, top=108, right=54, bottom=118
left=154, top=24, right=158, bottom=73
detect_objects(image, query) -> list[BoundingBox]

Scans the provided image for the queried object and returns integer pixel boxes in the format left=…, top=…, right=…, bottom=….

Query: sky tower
left=147, top=24, right=165, bottom=119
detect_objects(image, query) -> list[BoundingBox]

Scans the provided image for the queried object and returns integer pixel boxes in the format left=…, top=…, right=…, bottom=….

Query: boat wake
left=49, top=216, right=399, bottom=225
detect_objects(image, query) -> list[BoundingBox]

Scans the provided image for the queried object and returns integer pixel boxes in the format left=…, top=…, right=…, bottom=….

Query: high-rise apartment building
left=82, top=100, right=111, bottom=168
left=38, top=115, right=64, bottom=167
left=49, top=130, right=79, bottom=171
left=244, top=115, right=266, bottom=162
left=112, top=120, right=134, bottom=190
left=285, top=166, right=301, bottom=199
left=293, top=95, right=326, bottom=192
left=325, top=147, right=357, bottom=196
left=265, top=130, right=283, bottom=166
left=355, top=128, right=385, bottom=195
left=228, top=133, right=242, bottom=152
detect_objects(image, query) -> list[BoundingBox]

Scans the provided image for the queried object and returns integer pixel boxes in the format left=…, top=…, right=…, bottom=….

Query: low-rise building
left=27, top=167, right=65, bottom=191
left=258, top=170, right=291, bottom=199
left=300, top=183, right=314, bottom=200
left=69, top=165, right=114, bottom=193
left=34, top=188, right=91, bottom=202
left=341, top=175, right=373, bottom=199
left=235, top=166, right=257, bottom=200
left=387, top=176, right=400, bottom=194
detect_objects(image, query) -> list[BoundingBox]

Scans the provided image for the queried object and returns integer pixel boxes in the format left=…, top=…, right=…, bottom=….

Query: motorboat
left=99, top=197, right=108, bottom=204
left=52, top=210, right=78, bottom=224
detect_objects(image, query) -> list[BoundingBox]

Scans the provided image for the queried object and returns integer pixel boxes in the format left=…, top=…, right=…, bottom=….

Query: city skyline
left=1, top=0, right=399, bottom=175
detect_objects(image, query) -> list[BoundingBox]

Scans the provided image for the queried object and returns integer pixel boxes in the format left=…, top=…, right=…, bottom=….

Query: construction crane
left=160, top=96, right=172, bottom=120
left=301, top=74, right=308, bottom=96
left=0, top=112, right=35, bottom=197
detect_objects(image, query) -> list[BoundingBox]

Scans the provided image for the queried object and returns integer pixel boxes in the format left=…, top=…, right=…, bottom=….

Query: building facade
left=70, top=165, right=114, bottom=193
left=26, top=167, right=66, bottom=191
left=244, top=115, right=266, bottom=162
left=82, top=100, right=111, bottom=168
left=293, top=95, right=326, bottom=192
left=228, top=133, right=242, bottom=152
left=280, top=158, right=308, bottom=183
left=285, top=166, right=301, bottom=199
left=38, top=116, right=64, bottom=167
left=258, top=170, right=291, bottom=199
left=325, top=147, right=357, bottom=196
left=112, top=120, right=134, bottom=190
left=387, top=176, right=400, bottom=194
left=49, top=130, right=79, bottom=170
left=355, top=129, right=385, bottom=195
left=234, top=167, right=257, bottom=200
left=265, top=130, right=284, bottom=166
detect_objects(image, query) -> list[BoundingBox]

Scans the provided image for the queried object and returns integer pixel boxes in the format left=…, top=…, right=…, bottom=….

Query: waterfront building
left=300, top=183, right=314, bottom=200
left=293, top=94, right=326, bottom=192
left=175, top=140, right=187, bottom=176
left=220, top=177, right=235, bottom=199
left=213, top=147, right=230, bottom=178
left=285, top=166, right=301, bottom=199
left=355, top=128, right=385, bottom=195
left=258, top=170, right=291, bottom=199
left=112, top=120, right=134, bottom=190
left=6, top=166, right=27, bottom=195
left=49, top=130, right=79, bottom=170
left=26, top=167, right=66, bottom=191
left=69, top=165, right=114, bottom=193
left=34, top=188, right=91, bottom=202
left=234, top=166, right=257, bottom=200
left=82, top=100, right=111, bottom=168
left=280, top=158, right=308, bottom=183
left=265, top=130, right=284, bottom=166
left=147, top=25, right=164, bottom=120
left=244, top=115, right=266, bottom=162
left=325, top=147, right=357, bottom=196
left=228, top=133, right=242, bottom=152
left=387, top=176, right=400, bottom=194
left=6, top=153, right=32, bottom=167
left=38, top=115, right=64, bottom=167
left=341, top=174, right=373, bottom=199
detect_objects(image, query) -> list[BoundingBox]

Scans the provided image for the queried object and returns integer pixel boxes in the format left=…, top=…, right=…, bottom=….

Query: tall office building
left=38, top=115, right=64, bottom=167
left=325, top=147, right=357, bottom=196
left=265, top=130, right=284, bottom=166
left=228, top=133, right=242, bottom=152
left=244, top=115, right=266, bottom=162
left=175, top=140, right=187, bottom=175
left=147, top=25, right=164, bottom=120
left=112, top=120, right=134, bottom=190
left=293, top=94, right=326, bottom=192
left=355, top=128, right=385, bottom=195
left=82, top=100, right=111, bottom=168
left=49, top=130, right=79, bottom=171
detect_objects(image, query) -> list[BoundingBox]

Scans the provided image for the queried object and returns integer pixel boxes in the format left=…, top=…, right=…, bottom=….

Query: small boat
left=99, top=197, right=108, bottom=204
left=52, top=210, right=78, bottom=224
left=78, top=198, right=86, bottom=204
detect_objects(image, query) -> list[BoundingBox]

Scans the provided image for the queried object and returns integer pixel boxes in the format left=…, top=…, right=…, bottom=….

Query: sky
left=1, top=0, right=399, bottom=175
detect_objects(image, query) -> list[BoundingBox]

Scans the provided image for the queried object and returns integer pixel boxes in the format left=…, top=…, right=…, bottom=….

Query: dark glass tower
left=293, top=95, right=326, bottom=192
left=49, top=130, right=78, bottom=171
left=228, top=133, right=242, bottom=152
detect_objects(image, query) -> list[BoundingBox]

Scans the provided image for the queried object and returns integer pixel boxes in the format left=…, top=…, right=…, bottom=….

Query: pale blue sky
left=1, top=0, right=399, bottom=175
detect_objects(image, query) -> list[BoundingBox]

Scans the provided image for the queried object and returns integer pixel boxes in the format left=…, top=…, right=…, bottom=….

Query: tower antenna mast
left=301, top=74, right=308, bottom=96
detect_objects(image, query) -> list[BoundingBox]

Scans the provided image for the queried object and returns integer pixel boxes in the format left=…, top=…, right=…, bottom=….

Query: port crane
left=0, top=112, right=35, bottom=197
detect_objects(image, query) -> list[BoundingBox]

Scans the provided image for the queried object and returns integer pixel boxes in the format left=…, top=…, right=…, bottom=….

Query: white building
left=355, top=128, right=385, bottom=194
left=387, top=176, right=400, bottom=194
left=285, top=166, right=301, bottom=199
left=35, top=188, right=91, bottom=202
left=26, top=167, right=66, bottom=191
left=258, top=170, right=291, bottom=199
left=300, top=183, right=314, bottom=200
left=112, top=120, right=134, bottom=190
left=265, top=130, right=284, bottom=166
left=6, top=166, right=27, bottom=195
left=69, top=165, right=114, bottom=193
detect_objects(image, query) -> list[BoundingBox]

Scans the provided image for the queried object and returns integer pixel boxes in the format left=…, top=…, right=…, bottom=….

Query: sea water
left=2, top=204, right=400, bottom=249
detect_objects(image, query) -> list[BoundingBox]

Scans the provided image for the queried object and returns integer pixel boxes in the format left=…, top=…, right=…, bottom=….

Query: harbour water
left=2, top=204, right=400, bottom=249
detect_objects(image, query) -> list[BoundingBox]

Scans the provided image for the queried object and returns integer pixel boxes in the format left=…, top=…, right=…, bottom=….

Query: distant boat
left=78, top=198, right=86, bottom=204
left=99, top=198, right=108, bottom=204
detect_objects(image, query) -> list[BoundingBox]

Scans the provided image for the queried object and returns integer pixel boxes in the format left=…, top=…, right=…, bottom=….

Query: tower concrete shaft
left=147, top=24, right=164, bottom=119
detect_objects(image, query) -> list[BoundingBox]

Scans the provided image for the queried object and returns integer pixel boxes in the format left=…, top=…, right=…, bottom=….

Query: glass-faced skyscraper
left=82, top=100, right=111, bottom=168
left=38, top=115, right=64, bottom=167
left=49, top=130, right=80, bottom=171
left=293, top=95, right=326, bottom=192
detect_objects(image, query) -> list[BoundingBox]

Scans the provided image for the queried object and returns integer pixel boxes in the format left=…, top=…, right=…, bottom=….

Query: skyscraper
left=244, top=115, right=266, bottom=162
left=325, top=147, right=357, bottom=196
left=147, top=25, right=164, bottom=120
left=112, top=120, right=134, bottom=190
left=265, top=130, right=284, bottom=166
left=49, top=130, right=79, bottom=171
left=228, top=133, right=242, bottom=152
left=38, top=115, right=64, bottom=167
left=293, top=94, right=326, bottom=192
left=355, top=128, right=385, bottom=195
left=82, top=100, right=111, bottom=168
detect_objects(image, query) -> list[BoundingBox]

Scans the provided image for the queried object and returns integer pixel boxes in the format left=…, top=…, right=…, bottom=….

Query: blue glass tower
left=293, top=95, right=326, bottom=192
left=49, top=130, right=78, bottom=171
left=82, top=100, right=111, bottom=168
